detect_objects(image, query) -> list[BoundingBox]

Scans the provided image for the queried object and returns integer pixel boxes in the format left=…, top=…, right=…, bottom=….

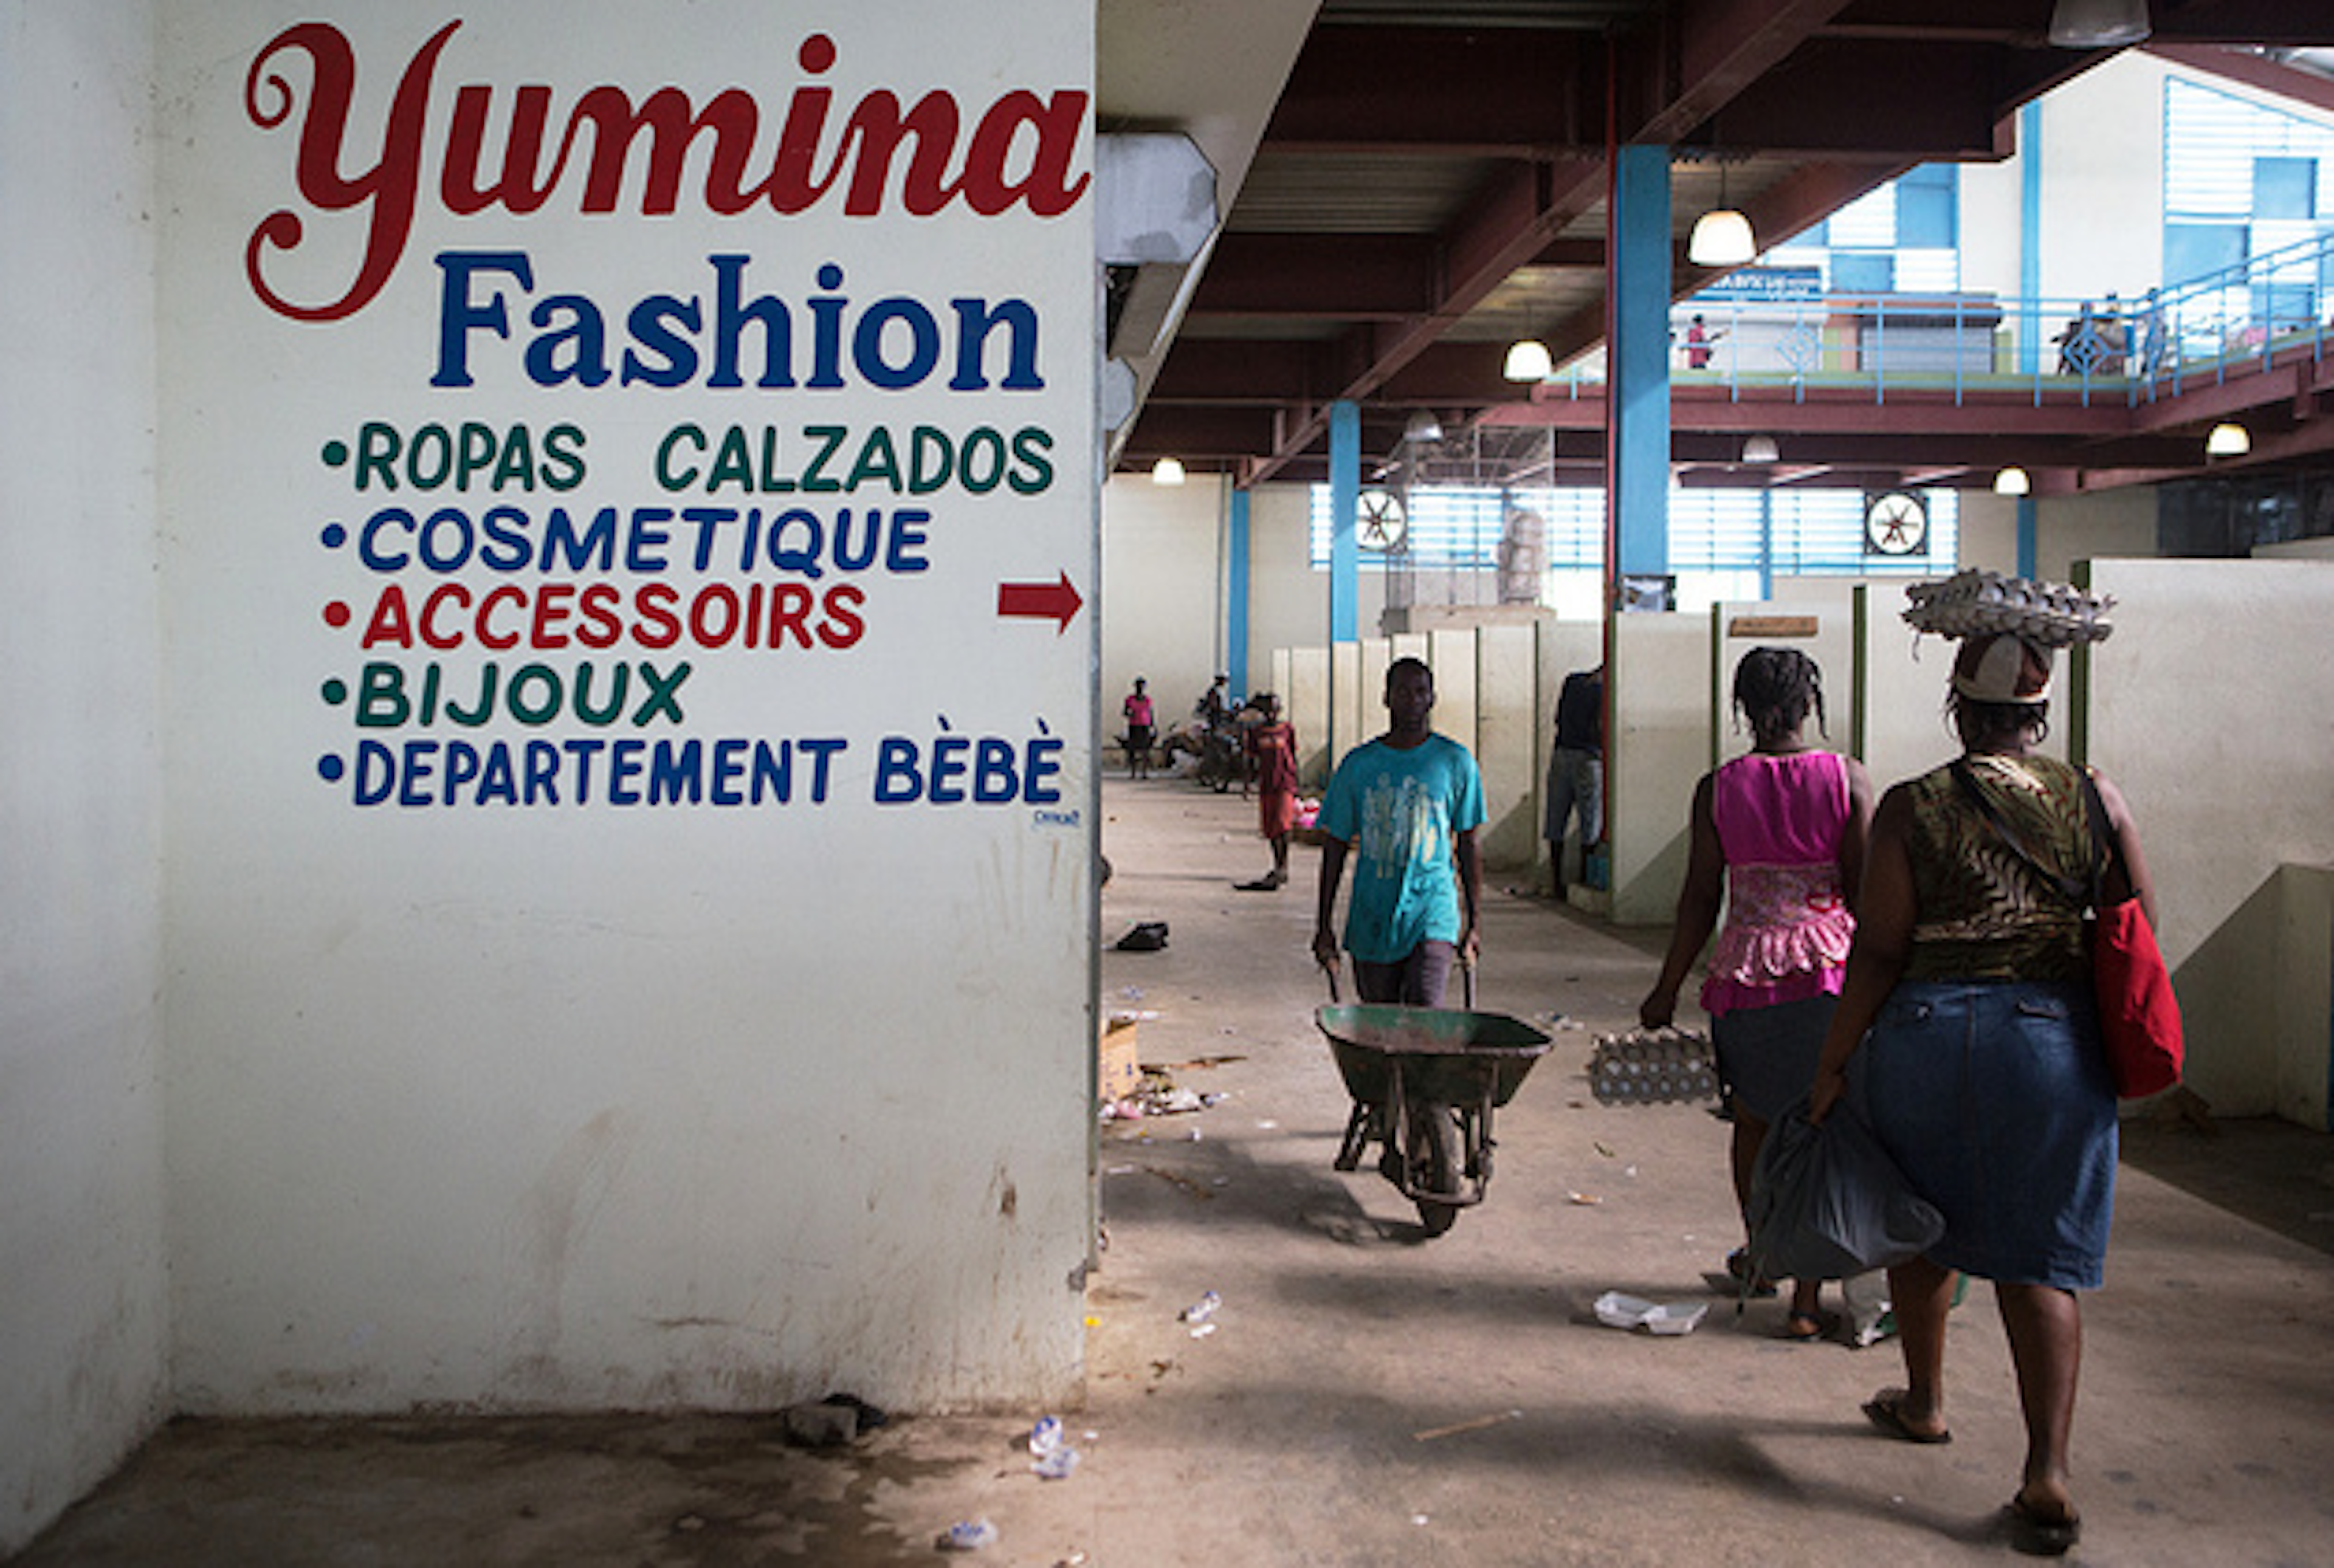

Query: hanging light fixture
left=1404, top=409, right=1444, bottom=445
left=2048, top=0, right=2151, bottom=48
left=1688, top=156, right=1757, bottom=267
left=1503, top=339, right=1555, bottom=382
left=1992, top=466, right=2032, bottom=496
left=1149, top=456, right=1187, bottom=486
left=2206, top=422, right=2251, bottom=457
left=1689, top=207, right=1756, bottom=267
left=1741, top=435, right=1779, bottom=464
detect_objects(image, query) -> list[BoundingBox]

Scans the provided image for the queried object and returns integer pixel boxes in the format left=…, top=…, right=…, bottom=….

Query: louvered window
left=2165, top=78, right=2334, bottom=275
left=1696, top=164, right=1959, bottom=297
left=1309, top=486, right=1959, bottom=608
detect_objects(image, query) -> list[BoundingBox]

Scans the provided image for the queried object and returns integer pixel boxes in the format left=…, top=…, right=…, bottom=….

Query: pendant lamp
left=2048, top=0, right=2150, bottom=47
left=1503, top=340, right=1555, bottom=382
left=1689, top=158, right=1757, bottom=267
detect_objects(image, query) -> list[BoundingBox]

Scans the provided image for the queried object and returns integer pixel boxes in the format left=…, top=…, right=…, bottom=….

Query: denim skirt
left=1710, top=993, right=1837, bottom=1124
left=1853, top=980, right=2117, bottom=1290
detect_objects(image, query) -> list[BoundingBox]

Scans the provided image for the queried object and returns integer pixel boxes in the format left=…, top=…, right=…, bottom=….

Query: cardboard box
left=1098, top=1018, right=1142, bottom=1104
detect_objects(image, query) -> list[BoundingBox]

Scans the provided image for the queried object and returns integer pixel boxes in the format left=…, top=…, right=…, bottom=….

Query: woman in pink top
left=1641, top=648, right=1874, bottom=1337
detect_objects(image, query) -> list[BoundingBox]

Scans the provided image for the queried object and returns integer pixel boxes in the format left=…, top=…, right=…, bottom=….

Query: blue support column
left=1329, top=400, right=1360, bottom=642
left=2017, top=495, right=2037, bottom=579
left=1227, top=486, right=1251, bottom=696
left=1758, top=489, right=1775, bottom=600
left=1611, top=146, right=1671, bottom=584
left=2019, top=102, right=2043, bottom=377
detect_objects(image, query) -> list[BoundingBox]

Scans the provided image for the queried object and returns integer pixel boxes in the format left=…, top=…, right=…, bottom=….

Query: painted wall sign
left=158, top=0, right=1096, bottom=1414
left=243, top=24, right=1088, bottom=322
left=1726, top=615, right=1820, bottom=638
left=236, top=18, right=1092, bottom=814
left=1695, top=266, right=1823, bottom=303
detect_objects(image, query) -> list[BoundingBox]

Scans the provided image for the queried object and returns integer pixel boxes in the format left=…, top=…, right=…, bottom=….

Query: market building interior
left=10, top=1, right=2334, bottom=1561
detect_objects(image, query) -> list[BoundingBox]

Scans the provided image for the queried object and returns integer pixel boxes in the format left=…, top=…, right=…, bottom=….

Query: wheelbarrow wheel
left=1410, top=1102, right=1464, bottom=1237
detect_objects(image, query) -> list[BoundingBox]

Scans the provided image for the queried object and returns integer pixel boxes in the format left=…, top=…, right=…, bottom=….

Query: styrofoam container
left=1592, top=1291, right=1707, bottom=1335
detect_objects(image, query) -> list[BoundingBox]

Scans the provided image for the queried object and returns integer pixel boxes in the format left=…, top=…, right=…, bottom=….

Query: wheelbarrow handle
left=1320, top=958, right=1469, bottom=1008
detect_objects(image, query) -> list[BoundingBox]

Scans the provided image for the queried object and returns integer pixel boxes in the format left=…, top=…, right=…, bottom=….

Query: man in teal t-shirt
left=1311, top=657, right=1484, bottom=1007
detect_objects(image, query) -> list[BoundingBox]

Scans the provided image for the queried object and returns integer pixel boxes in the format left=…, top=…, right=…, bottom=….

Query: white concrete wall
left=2085, top=559, right=2334, bottom=1118
left=1101, top=476, right=1395, bottom=725
left=1287, top=645, right=1331, bottom=788
left=1941, top=492, right=2157, bottom=616
left=2038, top=490, right=2158, bottom=582
left=154, top=0, right=1094, bottom=1415
left=1958, top=493, right=2020, bottom=576
left=1248, top=481, right=1360, bottom=687
left=1957, top=137, right=2025, bottom=307
left=1102, top=472, right=1225, bottom=736
left=0, top=4, right=172, bottom=1550
left=1331, top=640, right=1365, bottom=761
left=1427, top=629, right=1477, bottom=761
left=2271, top=866, right=2334, bottom=1132
left=2035, top=56, right=2168, bottom=307
left=1473, top=625, right=1540, bottom=871
left=1608, top=613, right=1713, bottom=926
left=1854, top=584, right=1964, bottom=795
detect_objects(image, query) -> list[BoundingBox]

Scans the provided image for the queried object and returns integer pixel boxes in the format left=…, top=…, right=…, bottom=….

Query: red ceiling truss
left=1117, top=0, right=2334, bottom=493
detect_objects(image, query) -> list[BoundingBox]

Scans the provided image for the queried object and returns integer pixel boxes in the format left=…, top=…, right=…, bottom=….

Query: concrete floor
left=15, top=773, right=2334, bottom=1566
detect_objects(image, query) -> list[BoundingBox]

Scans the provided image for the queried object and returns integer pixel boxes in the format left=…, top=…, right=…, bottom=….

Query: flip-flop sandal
left=1861, top=1390, right=1952, bottom=1445
left=2004, top=1496, right=2081, bottom=1556
left=1783, top=1312, right=1830, bottom=1341
left=1234, top=878, right=1282, bottom=892
left=1722, top=1249, right=1779, bottom=1299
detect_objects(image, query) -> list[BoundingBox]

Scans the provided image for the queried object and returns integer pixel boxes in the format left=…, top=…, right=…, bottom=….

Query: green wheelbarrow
left=1315, top=974, right=1553, bottom=1236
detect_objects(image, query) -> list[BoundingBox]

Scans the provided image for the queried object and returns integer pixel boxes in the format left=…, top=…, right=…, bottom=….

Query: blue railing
left=1535, top=229, right=2334, bottom=408
left=2133, top=229, right=2334, bottom=402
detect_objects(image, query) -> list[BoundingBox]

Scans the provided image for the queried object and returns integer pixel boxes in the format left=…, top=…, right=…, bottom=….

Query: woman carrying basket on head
left=1809, top=580, right=2156, bottom=1557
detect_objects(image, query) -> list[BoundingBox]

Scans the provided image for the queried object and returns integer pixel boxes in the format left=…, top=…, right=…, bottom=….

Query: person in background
left=1544, top=662, right=1604, bottom=901
left=1809, top=625, right=2152, bottom=1557
left=2096, top=292, right=2127, bottom=376
left=1196, top=673, right=1230, bottom=729
left=1684, top=313, right=1724, bottom=370
left=1639, top=647, right=1873, bottom=1339
left=1121, top=677, right=1155, bottom=779
left=1237, top=693, right=1300, bottom=890
left=1313, top=658, right=1483, bottom=1009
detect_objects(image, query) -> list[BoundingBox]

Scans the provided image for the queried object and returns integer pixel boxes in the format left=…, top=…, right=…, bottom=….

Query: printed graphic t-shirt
left=1318, top=734, right=1484, bottom=964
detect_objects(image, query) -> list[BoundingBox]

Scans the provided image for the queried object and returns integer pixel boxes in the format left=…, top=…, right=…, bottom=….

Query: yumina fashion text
left=243, top=22, right=1092, bottom=322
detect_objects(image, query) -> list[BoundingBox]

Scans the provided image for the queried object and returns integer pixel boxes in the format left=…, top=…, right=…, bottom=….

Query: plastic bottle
left=940, top=1518, right=999, bottom=1551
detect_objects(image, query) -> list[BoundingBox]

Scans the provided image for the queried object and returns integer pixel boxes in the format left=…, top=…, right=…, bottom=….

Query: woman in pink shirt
left=1121, top=678, right=1156, bottom=779
left=1641, top=647, right=1874, bottom=1337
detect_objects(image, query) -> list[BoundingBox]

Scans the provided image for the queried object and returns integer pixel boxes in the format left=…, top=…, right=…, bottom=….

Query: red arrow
left=996, top=571, right=1083, bottom=633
